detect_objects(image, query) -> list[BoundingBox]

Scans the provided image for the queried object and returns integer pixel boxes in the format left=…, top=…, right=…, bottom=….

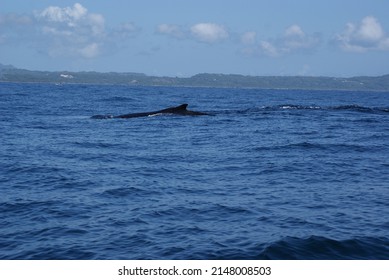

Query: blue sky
left=1, top=0, right=389, bottom=77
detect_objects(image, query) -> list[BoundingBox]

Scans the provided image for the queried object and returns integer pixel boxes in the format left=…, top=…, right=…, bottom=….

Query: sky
left=1, top=0, right=389, bottom=77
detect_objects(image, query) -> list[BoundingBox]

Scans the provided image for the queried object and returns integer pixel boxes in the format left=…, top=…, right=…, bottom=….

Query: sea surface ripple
left=0, top=83, right=388, bottom=259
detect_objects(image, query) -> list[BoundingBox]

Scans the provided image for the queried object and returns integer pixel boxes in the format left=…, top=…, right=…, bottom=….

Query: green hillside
left=1, top=64, right=389, bottom=91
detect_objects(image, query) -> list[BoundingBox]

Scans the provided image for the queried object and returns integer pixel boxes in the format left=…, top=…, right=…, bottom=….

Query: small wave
left=254, top=142, right=370, bottom=153
left=90, top=114, right=114, bottom=119
left=0, top=200, right=58, bottom=215
left=258, top=104, right=389, bottom=114
left=330, top=104, right=372, bottom=112
left=277, top=104, right=322, bottom=110
left=285, top=142, right=323, bottom=150
left=257, top=236, right=389, bottom=260
left=73, top=141, right=121, bottom=149
left=188, top=236, right=389, bottom=260
left=9, top=245, right=96, bottom=260
left=327, top=104, right=388, bottom=114
left=102, top=186, right=155, bottom=197
left=261, top=104, right=322, bottom=111
left=211, top=203, right=255, bottom=215
left=99, top=96, right=136, bottom=103
left=164, top=235, right=384, bottom=259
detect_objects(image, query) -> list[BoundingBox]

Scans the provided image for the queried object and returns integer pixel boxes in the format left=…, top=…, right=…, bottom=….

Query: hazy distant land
left=1, top=64, right=389, bottom=91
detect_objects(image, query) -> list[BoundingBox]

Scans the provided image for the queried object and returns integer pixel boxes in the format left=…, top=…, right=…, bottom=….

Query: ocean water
left=0, top=83, right=388, bottom=260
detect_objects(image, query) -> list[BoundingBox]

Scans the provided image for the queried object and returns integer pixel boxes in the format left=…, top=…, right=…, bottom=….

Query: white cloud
left=190, top=23, right=229, bottom=43
left=79, top=42, right=100, bottom=58
left=241, top=32, right=256, bottom=45
left=119, top=22, right=138, bottom=33
left=357, top=16, right=384, bottom=42
left=156, top=24, right=185, bottom=39
left=0, top=4, right=140, bottom=59
left=284, top=24, right=305, bottom=38
left=259, top=41, right=279, bottom=57
left=34, top=3, right=107, bottom=58
left=37, top=2, right=106, bottom=36
left=156, top=22, right=229, bottom=44
left=87, top=13, right=105, bottom=35
left=38, top=3, right=87, bottom=25
left=284, top=25, right=319, bottom=51
left=112, top=22, right=140, bottom=40
left=336, top=16, right=389, bottom=52
left=257, top=24, right=320, bottom=57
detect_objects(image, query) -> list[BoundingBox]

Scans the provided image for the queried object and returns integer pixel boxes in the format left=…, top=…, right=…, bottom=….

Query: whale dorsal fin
left=159, top=103, right=189, bottom=114
left=176, top=104, right=188, bottom=110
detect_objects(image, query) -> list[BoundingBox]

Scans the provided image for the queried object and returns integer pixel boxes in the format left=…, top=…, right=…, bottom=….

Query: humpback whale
left=91, top=104, right=209, bottom=119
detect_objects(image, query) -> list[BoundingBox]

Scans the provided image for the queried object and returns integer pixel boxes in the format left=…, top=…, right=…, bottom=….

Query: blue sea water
left=0, top=83, right=388, bottom=260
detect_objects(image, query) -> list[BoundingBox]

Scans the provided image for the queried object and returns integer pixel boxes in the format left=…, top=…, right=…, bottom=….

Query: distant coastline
left=1, top=64, right=389, bottom=91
